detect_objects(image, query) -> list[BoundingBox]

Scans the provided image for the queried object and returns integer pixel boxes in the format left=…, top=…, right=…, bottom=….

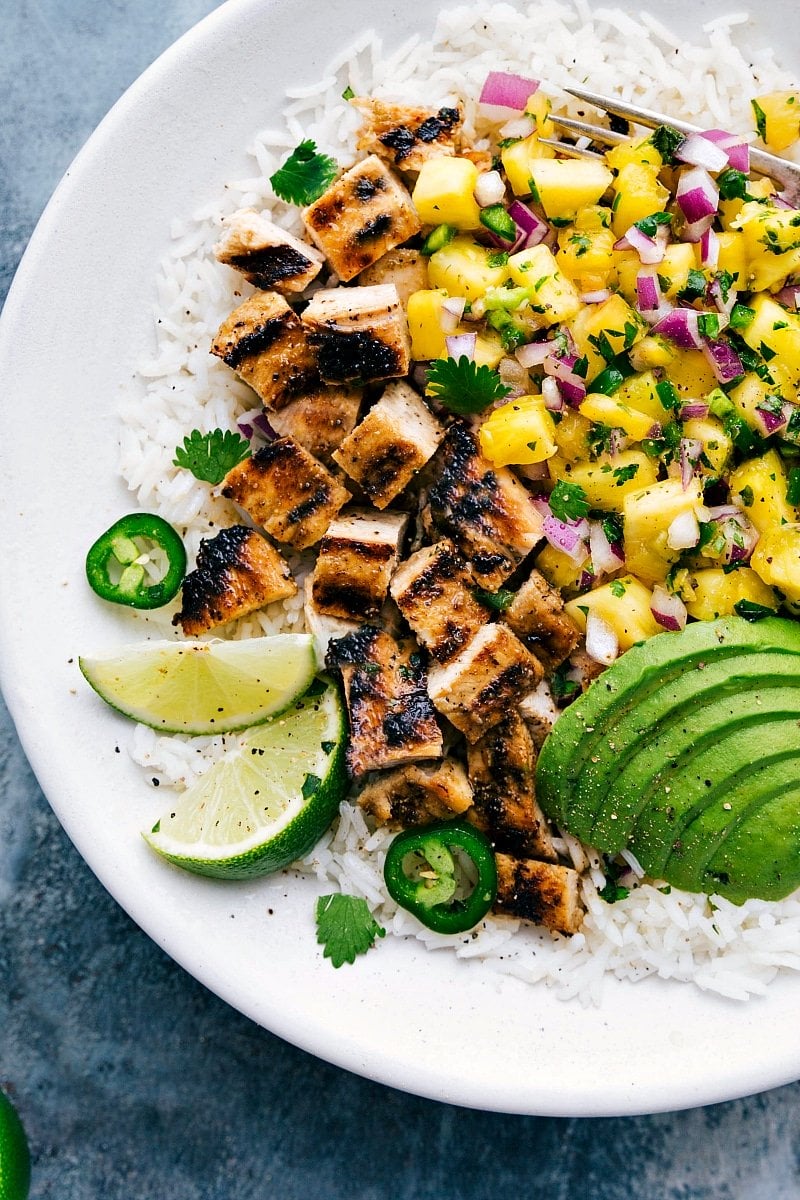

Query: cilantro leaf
left=426, top=356, right=512, bottom=415
left=787, top=467, right=800, bottom=506
left=173, top=428, right=251, bottom=485
left=649, top=124, right=684, bottom=163
left=613, top=462, right=639, bottom=485
left=315, top=894, right=385, bottom=968
left=473, top=587, right=516, bottom=612
left=270, top=139, right=338, bottom=206
left=633, top=211, right=672, bottom=238
left=600, top=880, right=630, bottom=904
left=751, top=98, right=768, bottom=142
left=717, top=167, right=750, bottom=201
left=734, top=599, right=775, bottom=622
left=549, top=479, right=590, bottom=522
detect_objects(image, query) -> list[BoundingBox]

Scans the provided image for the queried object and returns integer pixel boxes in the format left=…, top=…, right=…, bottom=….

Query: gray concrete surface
left=1, top=1, right=800, bottom=1196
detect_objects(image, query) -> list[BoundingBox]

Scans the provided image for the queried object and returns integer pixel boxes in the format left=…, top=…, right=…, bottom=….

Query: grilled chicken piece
left=173, top=525, right=295, bottom=636
left=332, top=380, right=443, bottom=508
left=353, top=99, right=462, bottom=172
left=311, top=509, right=409, bottom=621
left=568, top=645, right=607, bottom=692
left=427, top=623, right=543, bottom=743
left=358, top=248, right=427, bottom=307
left=326, top=625, right=442, bottom=777
left=267, top=385, right=362, bottom=463
left=213, top=208, right=324, bottom=294
left=425, top=421, right=545, bottom=590
left=303, top=154, right=421, bottom=282
left=303, top=575, right=360, bottom=661
left=389, top=539, right=491, bottom=663
left=504, top=569, right=581, bottom=672
left=211, top=291, right=318, bottom=410
left=221, top=437, right=350, bottom=550
left=357, top=760, right=473, bottom=827
left=518, top=680, right=559, bottom=750
left=494, top=854, right=584, bottom=935
left=303, top=284, right=411, bottom=384
left=466, top=712, right=557, bottom=861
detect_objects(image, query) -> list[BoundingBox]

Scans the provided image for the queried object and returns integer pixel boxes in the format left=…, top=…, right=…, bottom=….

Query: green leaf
left=270, top=139, right=339, bottom=206
left=315, top=894, right=385, bottom=968
left=549, top=479, right=590, bottom=522
left=473, top=587, right=516, bottom=612
left=649, top=124, right=684, bottom=163
left=426, top=356, right=512, bottom=415
left=600, top=879, right=630, bottom=903
left=717, top=168, right=750, bottom=201
left=633, top=211, right=672, bottom=238
left=613, top=462, right=639, bottom=485
left=787, top=467, right=800, bottom=506
left=734, top=599, right=775, bottom=622
left=301, top=773, right=322, bottom=801
left=341, top=85, right=355, bottom=101
left=609, top=579, right=627, bottom=598
left=173, top=428, right=251, bottom=485
left=751, top=98, right=768, bottom=142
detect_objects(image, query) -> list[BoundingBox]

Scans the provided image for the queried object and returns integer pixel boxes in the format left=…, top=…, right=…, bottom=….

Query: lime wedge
left=0, top=1090, right=30, bottom=1200
left=143, top=678, right=347, bottom=879
left=79, top=634, right=317, bottom=734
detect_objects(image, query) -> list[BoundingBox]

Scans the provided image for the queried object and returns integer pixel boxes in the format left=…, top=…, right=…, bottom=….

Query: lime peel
left=0, top=1090, right=30, bottom=1200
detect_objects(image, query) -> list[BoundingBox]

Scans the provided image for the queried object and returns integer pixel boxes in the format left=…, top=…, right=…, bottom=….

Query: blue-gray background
left=1, top=2, right=799, bottom=1195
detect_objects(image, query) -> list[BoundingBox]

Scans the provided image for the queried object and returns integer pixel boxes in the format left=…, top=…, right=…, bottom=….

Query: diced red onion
left=675, top=132, right=729, bottom=173
left=542, top=514, right=590, bottom=563
left=679, top=402, right=709, bottom=420
left=607, top=427, right=628, bottom=458
left=704, top=129, right=751, bottom=174
left=754, top=403, right=790, bottom=436
left=508, top=200, right=549, bottom=248
left=445, top=332, right=477, bottom=361
left=241, top=411, right=277, bottom=441
left=479, top=71, right=540, bottom=113
left=702, top=336, right=744, bottom=384
left=589, top=521, right=625, bottom=575
left=680, top=437, right=703, bottom=489
left=474, top=170, right=507, bottom=208
left=774, top=193, right=797, bottom=210
left=653, top=308, right=703, bottom=349
left=667, top=509, right=701, bottom=550
left=440, top=295, right=466, bottom=332
left=516, top=340, right=552, bottom=368
left=705, top=503, right=745, bottom=520
left=543, top=353, right=586, bottom=407
left=499, top=114, right=537, bottom=140
left=676, top=166, right=719, bottom=224
left=237, top=420, right=254, bottom=439
left=700, top=227, right=720, bottom=269
left=708, top=276, right=737, bottom=316
left=498, top=355, right=530, bottom=396
left=635, top=270, right=672, bottom=325
left=541, top=376, right=564, bottom=412
left=775, top=285, right=800, bottom=311
left=650, top=585, right=688, bottom=632
left=710, top=512, right=759, bottom=564
left=579, top=289, right=612, bottom=304
left=585, top=611, right=619, bottom=665
left=616, top=223, right=668, bottom=265
left=681, top=214, right=715, bottom=244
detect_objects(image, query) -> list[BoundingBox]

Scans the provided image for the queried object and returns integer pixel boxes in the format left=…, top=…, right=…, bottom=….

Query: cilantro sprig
left=173, top=428, right=251, bottom=485
left=549, top=480, right=590, bottom=522
left=315, top=894, right=385, bottom=967
left=270, top=139, right=339, bottom=206
left=426, top=356, right=512, bottom=415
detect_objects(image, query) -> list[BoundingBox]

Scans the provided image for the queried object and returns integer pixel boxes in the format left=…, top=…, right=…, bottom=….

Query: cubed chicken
left=173, top=525, right=295, bottom=636
left=303, top=284, right=411, bottom=384
left=221, top=436, right=350, bottom=550
left=503, top=569, right=581, bottom=672
left=332, top=380, right=443, bottom=508
left=267, top=385, right=363, bottom=463
left=466, top=712, right=557, bottom=861
left=303, top=154, right=421, bottom=282
left=213, top=208, right=324, bottom=294
left=427, top=623, right=543, bottom=743
left=303, top=575, right=360, bottom=662
left=358, top=247, right=428, bottom=306
left=425, top=421, right=545, bottom=590
left=494, top=854, right=585, bottom=935
left=568, top=645, right=607, bottom=692
left=357, top=760, right=473, bottom=826
left=211, top=291, right=318, bottom=410
left=352, top=99, right=462, bottom=172
left=326, top=625, right=442, bottom=776
left=311, top=508, right=409, bottom=621
left=389, top=539, right=491, bottom=662
left=518, top=680, right=560, bottom=750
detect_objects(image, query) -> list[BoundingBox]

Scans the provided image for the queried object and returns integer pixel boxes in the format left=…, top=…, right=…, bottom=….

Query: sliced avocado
left=536, top=616, right=800, bottom=903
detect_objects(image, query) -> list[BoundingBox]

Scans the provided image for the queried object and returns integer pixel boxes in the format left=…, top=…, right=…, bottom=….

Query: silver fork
left=539, top=85, right=800, bottom=205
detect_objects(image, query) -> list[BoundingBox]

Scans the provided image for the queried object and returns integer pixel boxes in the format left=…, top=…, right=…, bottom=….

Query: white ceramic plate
left=2, top=0, right=799, bottom=1117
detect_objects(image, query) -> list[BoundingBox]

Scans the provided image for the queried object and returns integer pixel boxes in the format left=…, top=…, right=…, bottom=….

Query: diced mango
left=556, top=226, right=616, bottom=285
left=579, top=392, right=655, bottom=441
left=729, top=449, right=799, bottom=534
left=553, top=450, right=657, bottom=512
left=751, top=525, right=800, bottom=603
left=732, top=201, right=800, bottom=291
left=683, top=567, right=777, bottom=621
left=526, top=92, right=555, bottom=139
left=753, top=91, right=800, bottom=152
left=682, top=415, right=732, bottom=478
left=622, top=477, right=705, bottom=585
left=407, top=288, right=451, bottom=360
left=501, top=134, right=555, bottom=196
left=412, top=157, right=482, bottom=230
left=552, top=409, right=592, bottom=463
left=662, top=349, right=718, bottom=400
left=718, top=177, right=775, bottom=230
left=716, top=231, right=748, bottom=287
left=569, top=293, right=646, bottom=381
left=574, top=205, right=613, bottom=233
left=629, top=335, right=676, bottom=371
left=728, top=373, right=777, bottom=432
left=472, top=333, right=505, bottom=369
left=535, top=543, right=587, bottom=597
left=528, top=158, right=613, bottom=220
left=615, top=243, right=696, bottom=303
left=611, top=163, right=670, bottom=237
left=427, top=236, right=510, bottom=301
left=605, top=137, right=663, bottom=172
left=739, top=295, right=800, bottom=394
left=565, top=576, right=660, bottom=648
left=507, top=244, right=581, bottom=326
left=479, top=394, right=557, bottom=466
left=614, top=371, right=666, bottom=422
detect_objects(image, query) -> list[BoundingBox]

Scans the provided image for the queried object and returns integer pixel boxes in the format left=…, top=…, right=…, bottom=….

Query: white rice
left=122, top=1, right=800, bottom=1002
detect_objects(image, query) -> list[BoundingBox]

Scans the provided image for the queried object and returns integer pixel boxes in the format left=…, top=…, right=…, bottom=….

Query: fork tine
left=537, top=137, right=606, bottom=162
left=550, top=114, right=627, bottom=147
